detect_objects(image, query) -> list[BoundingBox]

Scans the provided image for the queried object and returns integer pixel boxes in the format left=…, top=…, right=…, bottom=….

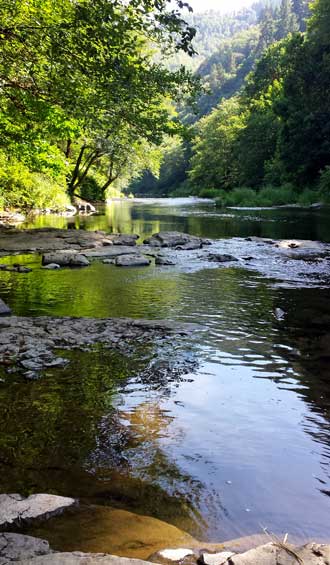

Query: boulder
left=0, top=493, right=76, bottom=528
left=145, top=232, right=202, bottom=249
left=42, top=253, right=89, bottom=267
left=0, top=533, right=50, bottom=563
left=208, top=254, right=238, bottom=263
left=0, top=299, right=11, bottom=316
left=111, top=234, right=139, bottom=246
left=176, top=242, right=202, bottom=251
left=227, top=542, right=330, bottom=565
left=155, top=256, right=176, bottom=266
left=115, top=255, right=150, bottom=267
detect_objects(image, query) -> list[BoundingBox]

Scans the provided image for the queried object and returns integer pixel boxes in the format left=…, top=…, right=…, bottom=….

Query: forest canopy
left=130, top=0, right=330, bottom=206
left=0, top=0, right=199, bottom=209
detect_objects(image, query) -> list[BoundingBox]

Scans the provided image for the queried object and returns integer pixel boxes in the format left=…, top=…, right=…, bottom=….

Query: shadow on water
left=1, top=199, right=330, bottom=548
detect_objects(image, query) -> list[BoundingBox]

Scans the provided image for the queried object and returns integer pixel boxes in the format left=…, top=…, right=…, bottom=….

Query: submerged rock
left=208, top=254, right=238, bottom=263
left=42, top=253, right=90, bottom=267
left=0, top=494, right=75, bottom=528
left=0, top=316, right=196, bottom=379
left=115, top=255, right=150, bottom=267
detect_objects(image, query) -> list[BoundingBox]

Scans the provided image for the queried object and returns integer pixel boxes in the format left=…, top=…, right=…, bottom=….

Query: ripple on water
left=0, top=199, right=330, bottom=545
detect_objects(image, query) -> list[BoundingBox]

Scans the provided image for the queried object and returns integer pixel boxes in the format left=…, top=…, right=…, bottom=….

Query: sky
left=188, top=0, right=255, bottom=13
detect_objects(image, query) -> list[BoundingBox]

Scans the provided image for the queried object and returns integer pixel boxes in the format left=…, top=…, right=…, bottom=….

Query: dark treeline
left=130, top=0, right=330, bottom=207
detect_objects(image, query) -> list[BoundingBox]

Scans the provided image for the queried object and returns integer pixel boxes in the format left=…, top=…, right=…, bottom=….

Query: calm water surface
left=0, top=198, right=330, bottom=544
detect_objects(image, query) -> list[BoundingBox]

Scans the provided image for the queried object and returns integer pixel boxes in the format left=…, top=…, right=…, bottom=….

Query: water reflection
left=1, top=198, right=330, bottom=544
left=21, top=198, right=330, bottom=242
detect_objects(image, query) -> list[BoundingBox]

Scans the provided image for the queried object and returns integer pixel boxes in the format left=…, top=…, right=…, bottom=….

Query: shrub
left=0, top=152, right=69, bottom=210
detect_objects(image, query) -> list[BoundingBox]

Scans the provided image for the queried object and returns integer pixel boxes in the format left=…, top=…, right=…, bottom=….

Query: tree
left=0, top=0, right=200, bottom=205
left=276, top=0, right=299, bottom=39
left=292, top=0, right=310, bottom=31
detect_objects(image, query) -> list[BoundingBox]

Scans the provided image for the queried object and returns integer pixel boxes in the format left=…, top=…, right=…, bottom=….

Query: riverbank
left=1, top=199, right=330, bottom=548
left=0, top=494, right=329, bottom=564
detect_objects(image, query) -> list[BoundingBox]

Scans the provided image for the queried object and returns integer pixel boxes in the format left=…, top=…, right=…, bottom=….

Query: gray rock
left=176, top=241, right=202, bottom=251
left=0, top=299, right=11, bottom=316
left=208, top=254, right=238, bottom=263
left=42, top=263, right=61, bottom=270
left=200, top=552, right=235, bottom=565
left=228, top=542, right=330, bottom=565
left=115, top=255, right=150, bottom=267
left=0, top=533, right=50, bottom=563
left=102, top=259, right=115, bottom=264
left=84, top=246, right=141, bottom=259
left=155, top=256, right=176, bottom=266
left=111, top=234, right=139, bottom=246
left=0, top=493, right=76, bottom=528
left=146, top=232, right=202, bottom=249
left=42, top=253, right=89, bottom=267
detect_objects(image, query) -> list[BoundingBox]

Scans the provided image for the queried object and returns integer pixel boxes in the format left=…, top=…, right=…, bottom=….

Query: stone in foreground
left=0, top=533, right=50, bottom=563
left=0, top=493, right=75, bottom=528
left=228, top=542, right=330, bottom=564
left=42, top=252, right=90, bottom=267
left=115, top=255, right=150, bottom=267
left=159, top=549, right=194, bottom=560
left=200, top=551, right=235, bottom=565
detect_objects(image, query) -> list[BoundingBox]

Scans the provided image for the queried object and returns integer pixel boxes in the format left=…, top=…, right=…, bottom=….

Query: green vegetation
left=128, top=0, right=330, bottom=207
left=0, top=0, right=199, bottom=209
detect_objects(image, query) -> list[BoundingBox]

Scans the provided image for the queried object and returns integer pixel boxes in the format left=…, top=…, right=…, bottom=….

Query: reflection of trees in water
left=272, top=288, right=330, bottom=486
left=0, top=343, right=209, bottom=536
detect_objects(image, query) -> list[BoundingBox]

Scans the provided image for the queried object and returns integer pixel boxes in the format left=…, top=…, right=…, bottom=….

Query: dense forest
left=0, top=0, right=329, bottom=209
left=0, top=0, right=200, bottom=210
left=130, top=0, right=330, bottom=207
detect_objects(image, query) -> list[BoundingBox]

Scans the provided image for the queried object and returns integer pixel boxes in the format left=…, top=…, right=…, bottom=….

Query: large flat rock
left=0, top=533, right=50, bottom=563
left=0, top=316, right=197, bottom=379
left=0, top=494, right=75, bottom=529
left=0, top=229, right=138, bottom=255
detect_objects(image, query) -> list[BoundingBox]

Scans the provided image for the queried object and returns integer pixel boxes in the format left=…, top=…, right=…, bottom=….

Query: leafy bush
left=0, top=152, right=69, bottom=210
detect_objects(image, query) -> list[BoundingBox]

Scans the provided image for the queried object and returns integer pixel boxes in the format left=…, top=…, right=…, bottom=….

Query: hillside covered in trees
left=130, top=0, right=330, bottom=207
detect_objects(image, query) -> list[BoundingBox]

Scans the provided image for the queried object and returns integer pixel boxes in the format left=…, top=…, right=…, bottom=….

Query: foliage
left=0, top=0, right=200, bottom=207
left=0, top=152, right=69, bottom=210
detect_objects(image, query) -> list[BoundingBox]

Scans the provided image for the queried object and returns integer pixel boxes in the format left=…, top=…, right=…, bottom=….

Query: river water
left=0, top=198, right=330, bottom=546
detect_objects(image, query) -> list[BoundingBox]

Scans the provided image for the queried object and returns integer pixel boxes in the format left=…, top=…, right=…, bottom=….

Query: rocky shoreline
left=0, top=227, right=329, bottom=287
left=0, top=494, right=329, bottom=564
left=0, top=229, right=330, bottom=563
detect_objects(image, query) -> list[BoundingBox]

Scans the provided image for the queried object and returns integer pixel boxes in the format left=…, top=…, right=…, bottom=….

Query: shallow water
left=1, top=199, right=330, bottom=546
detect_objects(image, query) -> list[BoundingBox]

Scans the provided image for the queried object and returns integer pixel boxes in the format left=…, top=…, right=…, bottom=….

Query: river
left=0, top=198, right=330, bottom=547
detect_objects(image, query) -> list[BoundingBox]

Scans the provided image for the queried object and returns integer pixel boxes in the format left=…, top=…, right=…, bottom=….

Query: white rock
left=159, top=548, right=194, bottom=561
left=42, top=263, right=61, bottom=270
left=0, top=493, right=76, bottom=527
left=200, top=551, right=235, bottom=565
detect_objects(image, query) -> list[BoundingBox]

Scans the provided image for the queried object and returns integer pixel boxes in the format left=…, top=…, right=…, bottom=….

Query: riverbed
left=0, top=198, right=330, bottom=548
